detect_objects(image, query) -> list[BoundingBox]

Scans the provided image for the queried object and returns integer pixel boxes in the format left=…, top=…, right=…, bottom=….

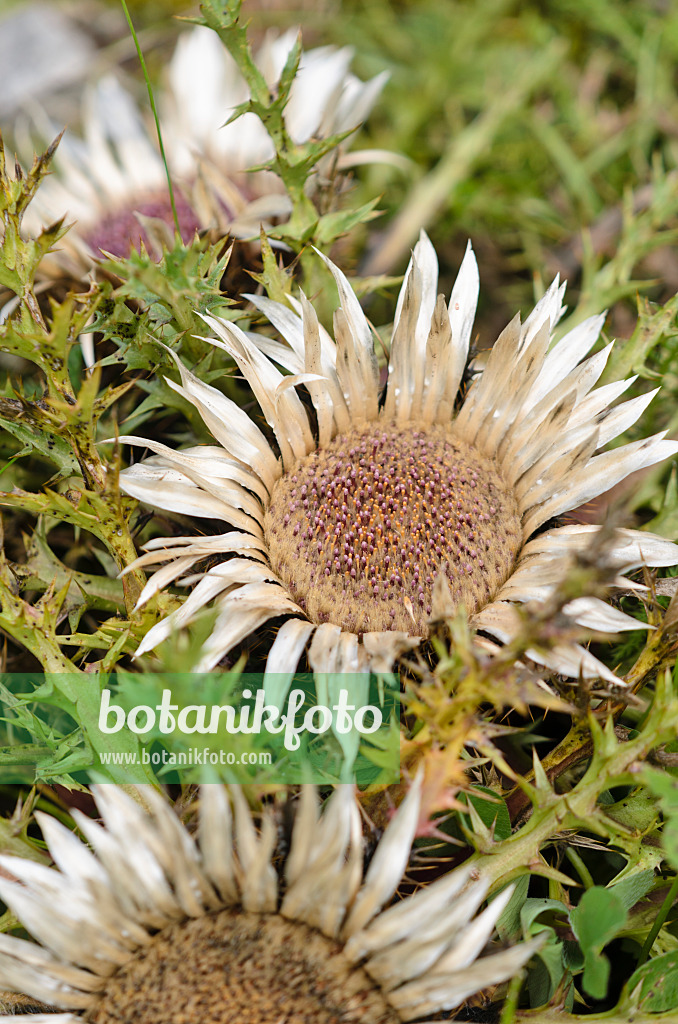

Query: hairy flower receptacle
left=265, top=421, right=522, bottom=635
left=85, top=190, right=200, bottom=257
left=86, top=910, right=400, bottom=1024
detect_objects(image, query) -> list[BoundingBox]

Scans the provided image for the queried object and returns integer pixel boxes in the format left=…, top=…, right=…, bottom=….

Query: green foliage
left=570, top=888, right=627, bottom=998
left=99, top=236, right=234, bottom=360
left=626, top=952, right=678, bottom=1013
left=0, top=133, right=67, bottom=304
left=642, top=767, right=678, bottom=870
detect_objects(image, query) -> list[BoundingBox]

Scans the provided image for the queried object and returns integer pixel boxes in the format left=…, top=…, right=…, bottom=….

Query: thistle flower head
left=119, top=233, right=678, bottom=681
left=0, top=781, right=539, bottom=1022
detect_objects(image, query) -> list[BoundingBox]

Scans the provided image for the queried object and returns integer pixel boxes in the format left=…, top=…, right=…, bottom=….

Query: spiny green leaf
left=276, top=32, right=303, bottom=106
left=313, top=197, right=383, bottom=246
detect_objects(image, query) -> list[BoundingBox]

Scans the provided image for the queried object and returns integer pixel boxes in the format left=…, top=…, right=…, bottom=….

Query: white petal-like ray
left=389, top=938, right=543, bottom=1020
left=68, top=810, right=180, bottom=930
left=133, top=555, right=202, bottom=610
left=473, top=322, right=552, bottom=457
left=525, top=312, right=606, bottom=408
left=385, top=239, right=432, bottom=422
left=512, top=424, right=599, bottom=511
left=115, top=437, right=270, bottom=504
left=136, top=530, right=269, bottom=563
left=132, top=787, right=221, bottom=917
left=496, top=377, right=583, bottom=478
left=364, top=880, right=492, bottom=990
left=263, top=618, right=315, bottom=707
left=0, top=945, right=95, bottom=1009
left=199, top=315, right=315, bottom=468
left=428, top=885, right=515, bottom=973
left=246, top=292, right=340, bottom=371
left=519, top=276, right=566, bottom=352
left=135, top=560, right=275, bottom=657
left=448, top=239, right=480, bottom=376
left=199, top=785, right=239, bottom=905
left=420, top=295, right=455, bottom=426
left=515, top=524, right=678, bottom=572
left=473, top=600, right=624, bottom=684
left=315, top=248, right=380, bottom=420
left=284, top=787, right=321, bottom=889
left=344, top=863, right=474, bottom=963
left=193, top=583, right=304, bottom=671
left=0, top=932, right=105, bottom=995
left=31, top=814, right=151, bottom=950
left=0, top=870, right=129, bottom=976
left=231, top=788, right=278, bottom=913
left=308, top=622, right=342, bottom=674
left=563, top=596, right=652, bottom=633
left=0, top=1017, right=80, bottom=1023
left=343, top=773, right=422, bottom=938
left=282, top=787, right=362, bottom=938
left=522, top=433, right=678, bottom=536
left=120, top=459, right=265, bottom=532
left=163, top=353, right=281, bottom=490
left=394, top=230, right=440, bottom=359
left=300, top=290, right=347, bottom=444
left=591, top=388, right=660, bottom=448
left=452, top=315, right=523, bottom=446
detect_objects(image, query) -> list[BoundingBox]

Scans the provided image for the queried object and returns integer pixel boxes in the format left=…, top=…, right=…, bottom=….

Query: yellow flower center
left=265, top=421, right=522, bottom=634
left=86, top=910, right=400, bottom=1024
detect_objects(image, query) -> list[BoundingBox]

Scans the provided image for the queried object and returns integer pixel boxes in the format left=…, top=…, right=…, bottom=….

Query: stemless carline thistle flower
left=118, top=232, right=678, bottom=680
left=18, top=26, right=387, bottom=271
left=0, top=781, right=540, bottom=1022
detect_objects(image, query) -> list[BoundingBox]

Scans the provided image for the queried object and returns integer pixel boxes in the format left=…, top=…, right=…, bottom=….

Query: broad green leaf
left=571, top=887, right=628, bottom=953
left=465, top=785, right=512, bottom=840
left=627, top=951, right=678, bottom=1012
left=582, top=950, right=610, bottom=999
left=570, top=886, right=627, bottom=998
left=529, top=939, right=566, bottom=1008
left=609, top=869, right=656, bottom=912
left=643, top=767, right=678, bottom=869
left=521, top=897, right=569, bottom=935
left=495, top=874, right=530, bottom=941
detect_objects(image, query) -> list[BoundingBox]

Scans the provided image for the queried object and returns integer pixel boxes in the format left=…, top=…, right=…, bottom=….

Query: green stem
left=566, top=847, right=595, bottom=890
left=119, top=0, right=181, bottom=239
left=500, top=969, right=526, bottom=1024
left=637, top=873, right=678, bottom=965
left=469, top=681, right=678, bottom=894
